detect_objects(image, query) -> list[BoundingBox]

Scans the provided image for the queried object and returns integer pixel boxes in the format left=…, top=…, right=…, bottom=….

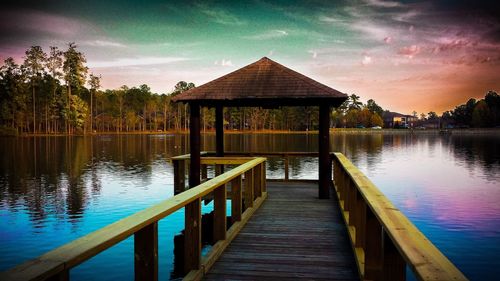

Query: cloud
left=308, top=50, right=318, bottom=59
left=318, top=15, right=345, bottom=23
left=0, top=9, right=97, bottom=38
left=363, top=0, right=402, bottom=8
left=242, top=30, right=289, bottom=40
left=398, top=45, right=421, bottom=58
left=362, top=55, right=373, bottom=65
left=214, top=59, right=233, bottom=66
left=83, top=40, right=127, bottom=48
left=199, top=6, right=246, bottom=25
left=88, top=56, right=189, bottom=68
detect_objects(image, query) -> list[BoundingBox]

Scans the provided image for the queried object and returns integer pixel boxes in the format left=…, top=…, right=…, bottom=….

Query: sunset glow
left=1, top=0, right=499, bottom=114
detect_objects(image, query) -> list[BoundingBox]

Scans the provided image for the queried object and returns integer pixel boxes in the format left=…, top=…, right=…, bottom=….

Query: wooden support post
left=254, top=165, right=262, bottom=198
left=134, top=222, right=158, bottom=281
left=215, top=164, right=223, bottom=176
left=184, top=198, right=201, bottom=274
left=261, top=162, right=266, bottom=192
left=201, top=164, right=207, bottom=181
left=215, top=105, right=224, bottom=157
left=364, top=208, right=383, bottom=281
left=355, top=193, right=366, bottom=248
left=231, top=175, right=242, bottom=224
left=244, top=170, right=254, bottom=209
left=382, top=231, right=406, bottom=281
left=345, top=178, right=352, bottom=212
left=284, top=155, right=289, bottom=181
left=318, top=104, right=331, bottom=199
left=213, top=185, right=227, bottom=242
left=174, top=159, right=186, bottom=194
left=189, top=103, right=201, bottom=188
left=47, top=271, right=69, bottom=281
left=348, top=181, right=357, bottom=226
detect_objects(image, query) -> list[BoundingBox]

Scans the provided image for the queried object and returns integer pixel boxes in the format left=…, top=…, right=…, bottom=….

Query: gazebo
left=172, top=57, right=347, bottom=199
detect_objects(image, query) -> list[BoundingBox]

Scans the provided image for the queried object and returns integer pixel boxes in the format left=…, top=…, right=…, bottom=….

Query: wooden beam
left=46, top=271, right=69, bottom=281
left=189, top=103, right=201, bottom=188
left=173, top=159, right=186, bottom=195
left=382, top=231, right=406, bottom=281
left=253, top=164, right=262, bottom=198
left=134, top=222, right=158, bottom=281
left=364, top=208, right=383, bottom=281
left=215, top=105, right=224, bottom=157
left=318, top=104, right=331, bottom=199
left=231, top=176, right=242, bottom=224
left=184, top=198, right=201, bottom=274
left=213, top=185, right=227, bottom=242
left=244, top=170, right=254, bottom=209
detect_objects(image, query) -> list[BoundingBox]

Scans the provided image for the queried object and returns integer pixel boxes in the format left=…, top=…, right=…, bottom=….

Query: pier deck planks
left=204, top=182, right=358, bottom=280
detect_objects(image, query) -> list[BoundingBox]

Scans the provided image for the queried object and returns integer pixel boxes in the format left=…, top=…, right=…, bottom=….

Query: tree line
left=1, top=43, right=498, bottom=135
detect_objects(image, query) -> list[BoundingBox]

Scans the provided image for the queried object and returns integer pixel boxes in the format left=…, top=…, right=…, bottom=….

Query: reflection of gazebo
left=172, top=57, right=347, bottom=198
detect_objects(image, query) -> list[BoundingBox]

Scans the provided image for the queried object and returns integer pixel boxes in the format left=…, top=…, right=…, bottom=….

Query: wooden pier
left=205, top=182, right=358, bottom=280
left=1, top=153, right=468, bottom=281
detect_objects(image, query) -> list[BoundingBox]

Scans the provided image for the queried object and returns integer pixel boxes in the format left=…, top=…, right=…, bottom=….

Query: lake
left=1, top=132, right=499, bottom=280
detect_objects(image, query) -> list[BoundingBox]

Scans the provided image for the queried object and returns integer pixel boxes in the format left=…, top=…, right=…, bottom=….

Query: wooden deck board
left=204, top=182, right=359, bottom=280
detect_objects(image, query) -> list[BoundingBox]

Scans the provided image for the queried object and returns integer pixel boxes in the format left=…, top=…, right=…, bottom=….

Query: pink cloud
left=0, top=9, right=98, bottom=37
left=398, top=45, right=420, bottom=58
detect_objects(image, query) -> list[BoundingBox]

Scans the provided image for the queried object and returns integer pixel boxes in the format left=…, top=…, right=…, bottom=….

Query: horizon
left=1, top=0, right=499, bottom=114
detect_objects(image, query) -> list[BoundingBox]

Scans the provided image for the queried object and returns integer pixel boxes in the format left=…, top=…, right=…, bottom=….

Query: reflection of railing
left=1, top=157, right=267, bottom=281
left=332, top=152, right=467, bottom=281
left=172, top=152, right=317, bottom=191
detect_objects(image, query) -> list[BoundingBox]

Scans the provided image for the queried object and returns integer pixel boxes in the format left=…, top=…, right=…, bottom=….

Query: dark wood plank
left=134, top=222, right=158, bottom=281
left=204, top=182, right=359, bottom=280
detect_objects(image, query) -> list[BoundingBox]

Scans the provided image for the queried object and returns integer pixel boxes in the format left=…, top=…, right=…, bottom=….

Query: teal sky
left=1, top=0, right=500, bottom=113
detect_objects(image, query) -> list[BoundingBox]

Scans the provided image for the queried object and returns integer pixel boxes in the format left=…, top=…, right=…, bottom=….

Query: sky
left=1, top=0, right=499, bottom=114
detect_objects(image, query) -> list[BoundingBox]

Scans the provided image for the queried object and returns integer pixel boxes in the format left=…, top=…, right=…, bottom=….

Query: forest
left=1, top=43, right=499, bottom=135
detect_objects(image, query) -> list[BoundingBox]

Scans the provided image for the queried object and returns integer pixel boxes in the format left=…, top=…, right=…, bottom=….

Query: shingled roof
left=172, top=57, right=347, bottom=107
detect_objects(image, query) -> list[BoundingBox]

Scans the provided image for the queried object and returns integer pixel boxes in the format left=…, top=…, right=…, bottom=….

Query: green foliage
left=367, top=99, right=383, bottom=116
left=63, top=42, right=88, bottom=94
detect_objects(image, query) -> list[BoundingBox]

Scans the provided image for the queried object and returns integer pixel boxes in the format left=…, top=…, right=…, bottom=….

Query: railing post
left=244, top=170, right=254, bottom=209
left=348, top=181, right=357, bottom=228
left=231, top=175, right=242, bottom=224
left=47, top=270, right=69, bottom=281
left=355, top=193, right=366, bottom=248
left=382, top=231, right=406, bottom=281
left=134, top=222, right=158, bottom=281
left=201, top=164, right=208, bottom=181
left=253, top=164, right=262, bottom=199
left=213, top=185, right=227, bottom=242
left=184, top=198, right=201, bottom=274
left=284, top=155, right=289, bottom=181
left=261, top=162, right=266, bottom=193
left=364, top=208, right=383, bottom=281
left=215, top=164, right=223, bottom=176
left=173, top=159, right=186, bottom=194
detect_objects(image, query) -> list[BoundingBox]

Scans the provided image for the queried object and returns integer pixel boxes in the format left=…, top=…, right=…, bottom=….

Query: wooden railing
left=172, top=152, right=317, bottom=191
left=332, top=152, right=467, bottom=281
left=1, top=157, right=267, bottom=281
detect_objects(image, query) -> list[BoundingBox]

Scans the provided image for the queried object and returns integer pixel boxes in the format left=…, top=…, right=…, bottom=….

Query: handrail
left=172, top=151, right=318, bottom=187
left=332, top=152, right=467, bottom=281
left=1, top=157, right=267, bottom=281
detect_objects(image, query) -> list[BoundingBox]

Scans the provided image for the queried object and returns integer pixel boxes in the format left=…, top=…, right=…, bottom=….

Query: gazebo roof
left=172, top=57, right=347, bottom=107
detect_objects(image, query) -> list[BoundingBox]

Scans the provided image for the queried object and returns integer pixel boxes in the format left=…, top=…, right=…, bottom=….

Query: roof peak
left=172, top=57, right=347, bottom=107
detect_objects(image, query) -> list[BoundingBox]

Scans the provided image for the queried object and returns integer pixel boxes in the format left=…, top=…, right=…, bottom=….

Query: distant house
left=383, top=112, right=418, bottom=128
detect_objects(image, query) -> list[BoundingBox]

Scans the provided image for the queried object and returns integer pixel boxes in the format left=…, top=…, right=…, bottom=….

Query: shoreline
left=4, top=128, right=500, bottom=137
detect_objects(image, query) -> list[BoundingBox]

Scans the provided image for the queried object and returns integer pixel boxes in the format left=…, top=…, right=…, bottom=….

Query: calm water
left=1, top=133, right=499, bottom=280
